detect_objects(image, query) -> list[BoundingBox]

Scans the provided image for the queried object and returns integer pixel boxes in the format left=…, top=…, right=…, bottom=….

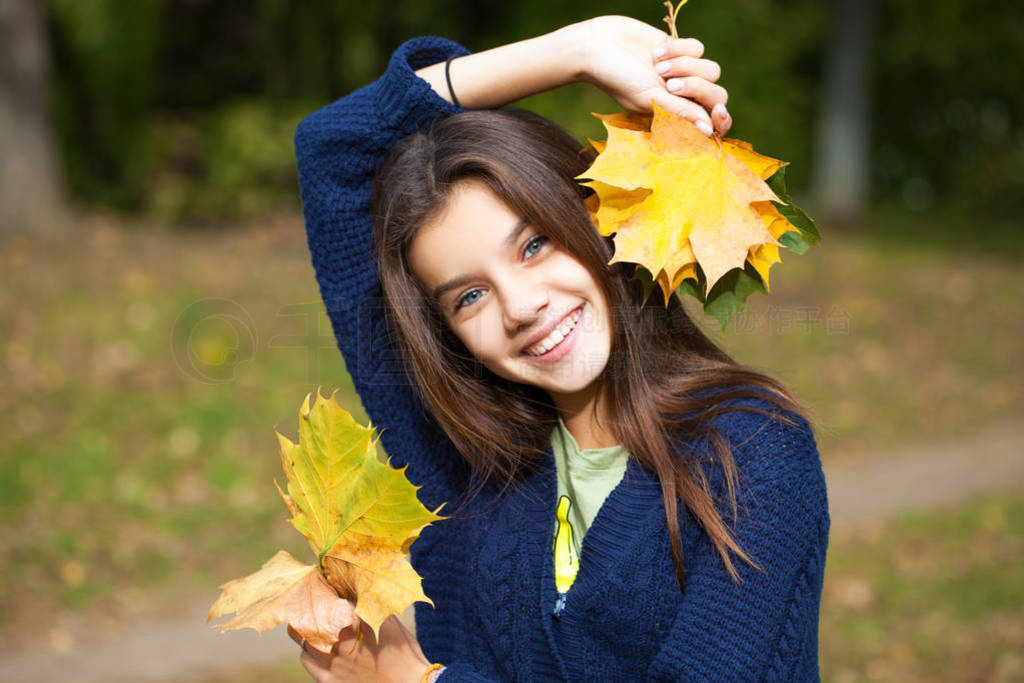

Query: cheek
left=561, top=260, right=610, bottom=321
left=451, top=312, right=505, bottom=363
left=556, top=255, right=603, bottom=295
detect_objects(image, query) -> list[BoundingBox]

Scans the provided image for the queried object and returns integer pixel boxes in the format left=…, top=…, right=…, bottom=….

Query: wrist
left=548, top=20, right=593, bottom=86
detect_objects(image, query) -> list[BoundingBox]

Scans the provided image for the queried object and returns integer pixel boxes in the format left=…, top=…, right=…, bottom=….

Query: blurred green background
left=1, top=0, right=1021, bottom=680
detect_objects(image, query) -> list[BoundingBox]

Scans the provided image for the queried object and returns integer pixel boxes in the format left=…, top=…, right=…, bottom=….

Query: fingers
left=712, top=103, right=732, bottom=136
left=300, top=647, right=332, bottom=673
left=652, top=37, right=730, bottom=136
left=654, top=37, right=705, bottom=59
left=664, top=76, right=728, bottom=112
left=654, top=55, right=721, bottom=83
left=289, top=624, right=338, bottom=671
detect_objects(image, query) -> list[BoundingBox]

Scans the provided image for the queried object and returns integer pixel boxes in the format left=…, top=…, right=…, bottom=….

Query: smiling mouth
left=523, top=306, right=583, bottom=357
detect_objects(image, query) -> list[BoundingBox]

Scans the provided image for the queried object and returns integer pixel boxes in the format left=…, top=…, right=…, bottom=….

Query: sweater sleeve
left=293, top=37, right=471, bottom=511
left=647, top=407, right=830, bottom=682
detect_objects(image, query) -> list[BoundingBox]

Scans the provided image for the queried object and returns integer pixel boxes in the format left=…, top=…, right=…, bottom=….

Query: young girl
left=291, top=15, right=828, bottom=682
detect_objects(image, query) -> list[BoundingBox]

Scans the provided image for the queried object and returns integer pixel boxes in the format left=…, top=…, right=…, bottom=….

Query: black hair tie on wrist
left=445, top=55, right=462, bottom=109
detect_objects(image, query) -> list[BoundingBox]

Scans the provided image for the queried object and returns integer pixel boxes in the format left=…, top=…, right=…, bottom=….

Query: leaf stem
left=663, top=0, right=688, bottom=40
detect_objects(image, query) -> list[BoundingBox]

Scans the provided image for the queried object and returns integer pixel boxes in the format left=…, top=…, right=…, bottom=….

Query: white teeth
left=525, top=307, right=583, bottom=356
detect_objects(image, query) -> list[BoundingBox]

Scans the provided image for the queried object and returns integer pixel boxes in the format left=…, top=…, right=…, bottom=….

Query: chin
left=528, top=357, right=609, bottom=398
left=547, top=378, right=601, bottom=398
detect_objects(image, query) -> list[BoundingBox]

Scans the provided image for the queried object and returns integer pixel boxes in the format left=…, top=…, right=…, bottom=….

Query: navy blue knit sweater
left=295, top=36, right=830, bottom=682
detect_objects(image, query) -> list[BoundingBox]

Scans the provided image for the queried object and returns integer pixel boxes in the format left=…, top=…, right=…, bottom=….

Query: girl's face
left=408, top=181, right=613, bottom=402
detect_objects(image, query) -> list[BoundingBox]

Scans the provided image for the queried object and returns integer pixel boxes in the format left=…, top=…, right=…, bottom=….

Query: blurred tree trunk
left=0, top=0, right=65, bottom=236
left=813, top=0, right=876, bottom=227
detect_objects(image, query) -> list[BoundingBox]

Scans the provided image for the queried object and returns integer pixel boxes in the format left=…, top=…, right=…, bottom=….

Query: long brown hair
left=371, top=108, right=811, bottom=592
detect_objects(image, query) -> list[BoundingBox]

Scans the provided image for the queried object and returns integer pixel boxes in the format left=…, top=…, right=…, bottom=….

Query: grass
left=0, top=204, right=1021, bottom=655
left=0, top=213, right=358, bottom=636
left=693, top=211, right=1023, bottom=461
left=821, top=491, right=1024, bottom=681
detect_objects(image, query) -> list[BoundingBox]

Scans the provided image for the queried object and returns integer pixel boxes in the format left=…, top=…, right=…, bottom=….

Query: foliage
left=47, top=0, right=163, bottom=210
left=148, top=103, right=305, bottom=221
left=43, top=0, right=1021, bottom=223
left=209, top=390, right=444, bottom=647
left=579, top=106, right=817, bottom=328
left=873, top=0, right=1024, bottom=217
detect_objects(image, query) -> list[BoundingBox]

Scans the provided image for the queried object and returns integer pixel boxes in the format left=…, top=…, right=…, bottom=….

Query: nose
left=498, top=278, right=548, bottom=334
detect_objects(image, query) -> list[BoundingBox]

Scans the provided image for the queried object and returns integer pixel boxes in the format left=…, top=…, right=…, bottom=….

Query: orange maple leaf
left=208, top=550, right=354, bottom=653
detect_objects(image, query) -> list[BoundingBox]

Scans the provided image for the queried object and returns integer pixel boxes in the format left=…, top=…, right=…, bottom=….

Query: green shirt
left=551, top=417, right=630, bottom=596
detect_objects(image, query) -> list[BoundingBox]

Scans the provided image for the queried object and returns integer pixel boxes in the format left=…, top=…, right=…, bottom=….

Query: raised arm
left=416, top=16, right=731, bottom=133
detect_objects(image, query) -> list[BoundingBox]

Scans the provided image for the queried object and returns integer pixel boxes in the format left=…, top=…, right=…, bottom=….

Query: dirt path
left=823, top=416, right=1024, bottom=527
left=2, top=417, right=1021, bottom=683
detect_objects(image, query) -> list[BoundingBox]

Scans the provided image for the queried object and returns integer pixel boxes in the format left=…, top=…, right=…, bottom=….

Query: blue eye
left=455, top=288, right=483, bottom=310
left=524, top=236, right=547, bottom=257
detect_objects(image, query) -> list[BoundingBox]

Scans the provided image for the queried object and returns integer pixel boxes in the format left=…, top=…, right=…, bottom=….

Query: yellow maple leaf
left=276, top=390, right=446, bottom=640
left=721, top=138, right=787, bottom=181
left=746, top=202, right=791, bottom=290
left=580, top=104, right=789, bottom=299
left=208, top=550, right=355, bottom=653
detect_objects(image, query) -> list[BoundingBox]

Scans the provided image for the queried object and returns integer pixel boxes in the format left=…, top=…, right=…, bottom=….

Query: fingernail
left=715, top=103, right=730, bottom=120
left=653, top=46, right=666, bottom=59
left=656, top=61, right=670, bottom=74
left=666, top=78, right=682, bottom=92
left=695, top=120, right=714, bottom=137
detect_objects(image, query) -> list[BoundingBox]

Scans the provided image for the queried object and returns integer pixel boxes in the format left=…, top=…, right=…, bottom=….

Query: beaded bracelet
left=422, top=662, right=445, bottom=683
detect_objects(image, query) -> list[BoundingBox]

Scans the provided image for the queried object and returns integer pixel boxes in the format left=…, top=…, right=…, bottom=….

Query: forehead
left=406, top=182, right=521, bottom=291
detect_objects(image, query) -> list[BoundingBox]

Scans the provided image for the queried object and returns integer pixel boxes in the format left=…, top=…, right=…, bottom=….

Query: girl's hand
left=287, top=616, right=431, bottom=683
left=568, top=15, right=731, bottom=135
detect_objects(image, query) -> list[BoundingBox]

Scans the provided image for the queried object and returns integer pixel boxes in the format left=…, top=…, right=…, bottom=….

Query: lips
left=522, top=306, right=583, bottom=357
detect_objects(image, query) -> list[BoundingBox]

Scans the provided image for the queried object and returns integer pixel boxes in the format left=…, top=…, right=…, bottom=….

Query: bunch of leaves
left=208, top=390, right=446, bottom=652
left=577, top=1, right=818, bottom=329
left=579, top=106, right=819, bottom=330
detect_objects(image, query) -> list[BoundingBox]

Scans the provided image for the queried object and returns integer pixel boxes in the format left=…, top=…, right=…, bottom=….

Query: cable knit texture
left=295, top=36, right=830, bottom=682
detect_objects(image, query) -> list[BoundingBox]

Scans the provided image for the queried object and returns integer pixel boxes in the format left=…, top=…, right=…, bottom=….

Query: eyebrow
left=430, top=218, right=530, bottom=303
